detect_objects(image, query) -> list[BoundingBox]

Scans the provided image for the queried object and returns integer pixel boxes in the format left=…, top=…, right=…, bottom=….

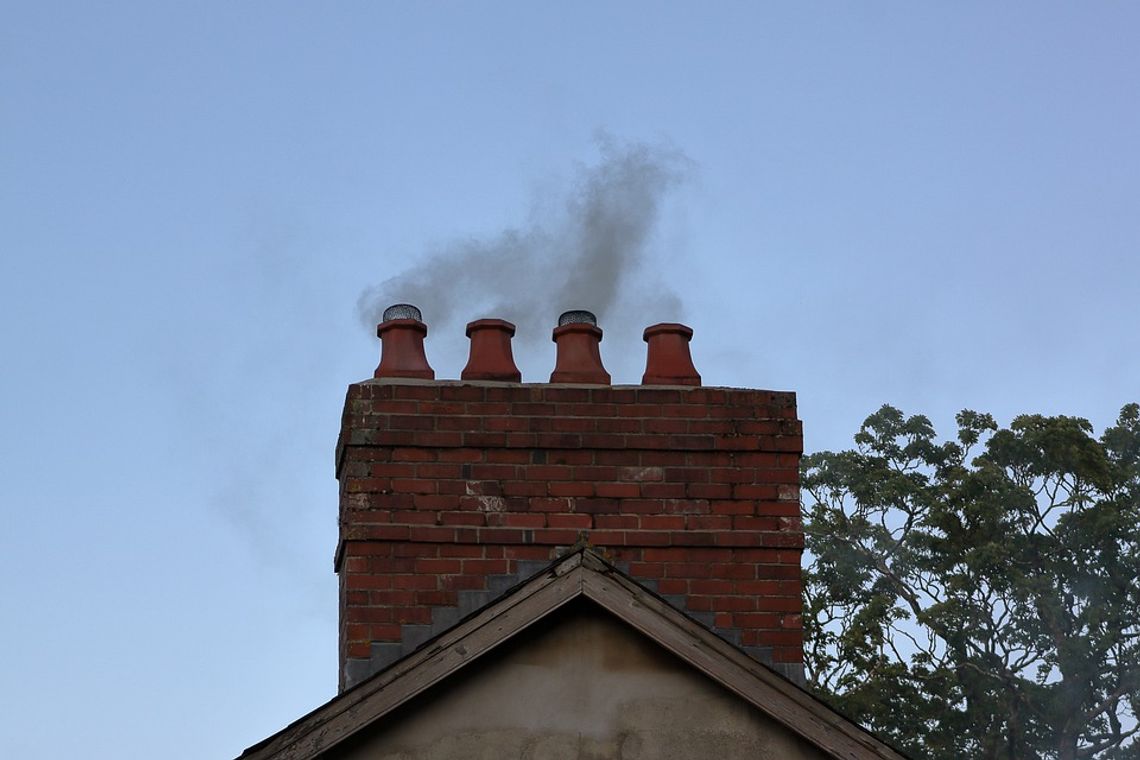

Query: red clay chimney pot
left=374, top=305, right=434, bottom=380
left=642, top=322, right=700, bottom=386
left=461, top=319, right=522, bottom=382
left=550, top=311, right=610, bottom=384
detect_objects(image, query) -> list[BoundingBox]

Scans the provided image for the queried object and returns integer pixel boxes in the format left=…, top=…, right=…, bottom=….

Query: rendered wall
left=327, top=604, right=827, bottom=760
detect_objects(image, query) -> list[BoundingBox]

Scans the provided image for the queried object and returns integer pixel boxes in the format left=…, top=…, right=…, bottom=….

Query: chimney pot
left=550, top=310, right=610, bottom=384
left=642, top=323, right=700, bottom=386
left=374, top=304, right=435, bottom=380
left=461, top=319, right=522, bottom=382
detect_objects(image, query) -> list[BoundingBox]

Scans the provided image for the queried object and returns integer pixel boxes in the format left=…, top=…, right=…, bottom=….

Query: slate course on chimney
left=335, top=307, right=804, bottom=691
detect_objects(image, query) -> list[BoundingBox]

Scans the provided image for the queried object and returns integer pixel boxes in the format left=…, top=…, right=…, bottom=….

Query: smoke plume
left=357, top=135, right=692, bottom=343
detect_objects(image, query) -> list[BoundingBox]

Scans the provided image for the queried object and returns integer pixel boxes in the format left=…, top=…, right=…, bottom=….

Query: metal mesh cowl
left=383, top=304, right=423, bottom=322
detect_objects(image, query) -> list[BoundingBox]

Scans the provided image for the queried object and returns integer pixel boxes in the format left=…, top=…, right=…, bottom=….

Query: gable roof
left=238, top=548, right=909, bottom=760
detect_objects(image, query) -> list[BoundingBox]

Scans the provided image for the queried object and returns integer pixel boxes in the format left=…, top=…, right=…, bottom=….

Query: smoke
left=357, top=135, right=693, bottom=341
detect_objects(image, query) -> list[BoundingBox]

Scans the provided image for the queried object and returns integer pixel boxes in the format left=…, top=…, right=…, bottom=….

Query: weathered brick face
left=335, top=381, right=804, bottom=689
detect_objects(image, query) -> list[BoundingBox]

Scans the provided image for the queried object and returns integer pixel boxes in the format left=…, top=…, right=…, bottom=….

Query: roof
left=238, top=547, right=909, bottom=760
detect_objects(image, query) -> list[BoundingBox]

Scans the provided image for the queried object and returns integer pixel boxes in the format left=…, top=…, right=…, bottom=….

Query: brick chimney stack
left=336, top=308, right=804, bottom=690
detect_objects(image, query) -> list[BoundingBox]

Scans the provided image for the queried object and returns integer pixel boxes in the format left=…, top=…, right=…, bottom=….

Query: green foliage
left=803, top=404, right=1140, bottom=760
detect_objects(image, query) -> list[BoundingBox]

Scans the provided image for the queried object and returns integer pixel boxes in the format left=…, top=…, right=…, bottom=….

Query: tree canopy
left=802, top=403, right=1140, bottom=760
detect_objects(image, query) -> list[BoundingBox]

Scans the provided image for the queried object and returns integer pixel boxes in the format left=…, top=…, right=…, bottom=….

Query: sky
left=1, top=3, right=1138, bottom=757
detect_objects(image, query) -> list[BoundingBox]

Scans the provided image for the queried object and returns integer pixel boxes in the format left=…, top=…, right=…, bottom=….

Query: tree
left=802, top=403, right=1140, bottom=760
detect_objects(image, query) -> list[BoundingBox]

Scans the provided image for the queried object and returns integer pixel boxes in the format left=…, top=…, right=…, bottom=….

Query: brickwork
left=335, top=380, right=804, bottom=690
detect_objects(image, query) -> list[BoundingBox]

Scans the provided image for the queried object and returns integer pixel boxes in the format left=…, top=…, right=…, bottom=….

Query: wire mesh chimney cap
left=558, top=310, right=598, bottom=327
left=383, top=303, right=423, bottom=322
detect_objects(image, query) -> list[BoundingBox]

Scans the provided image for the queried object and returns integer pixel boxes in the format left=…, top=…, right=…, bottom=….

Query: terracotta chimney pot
left=374, top=304, right=435, bottom=380
left=462, top=319, right=521, bottom=382
left=550, top=310, right=610, bottom=384
left=642, top=323, right=700, bottom=386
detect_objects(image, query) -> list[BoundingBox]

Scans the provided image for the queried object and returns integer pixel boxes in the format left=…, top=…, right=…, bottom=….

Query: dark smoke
left=357, top=135, right=692, bottom=341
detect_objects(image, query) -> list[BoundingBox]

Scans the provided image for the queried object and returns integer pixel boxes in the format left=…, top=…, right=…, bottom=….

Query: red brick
left=529, top=498, right=573, bottom=512
left=465, top=402, right=510, bottom=415
left=574, top=498, right=620, bottom=514
left=486, top=416, right=529, bottom=432
left=523, top=465, right=573, bottom=481
left=664, top=562, right=712, bottom=579
left=640, top=483, right=686, bottom=498
left=711, top=595, right=758, bottom=612
left=416, top=590, right=458, bottom=606
left=656, top=579, right=687, bottom=595
left=408, top=526, right=455, bottom=542
left=594, top=514, right=638, bottom=529
left=628, top=562, right=664, bottom=577
left=595, top=483, right=640, bottom=498
left=389, top=510, right=439, bottom=525
left=548, top=513, right=592, bottom=529
left=471, top=464, right=517, bottom=479
left=462, top=559, right=509, bottom=574
left=733, top=612, right=782, bottom=629
left=551, top=417, right=595, bottom=432
left=588, top=530, right=627, bottom=546
left=345, top=574, right=391, bottom=590
left=596, top=418, right=642, bottom=434
left=390, top=478, right=437, bottom=494
left=392, top=574, right=437, bottom=590
left=644, top=418, right=688, bottom=434
left=395, top=607, right=432, bottom=624
left=439, top=512, right=485, bottom=526
left=415, top=463, right=462, bottom=478
left=689, top=579, right=734, bottom=594
left=441, top=574, right=485, bottom=590
left=368, top=590, right=416, bottom=605
left=411, top=495, right=460, bottom=510
left=415, top=558, right=462, bottom=574
left=486, top=449, right=530, bottom=464
left=501, top=481, right=546, bottom=497
left=437, top=449, right=483, bottom=462
left=419, top=401, right=467, bottom=415
left=687, top=483, right=732, bottom=499
left=549, top=482, right=594, bottom=497
left=346, top=642, right=372, bottom=658
left=710, top=562, right=756, bottom=580
left=370, top=463, right=416, bottom=477
left=504, top=545, right=554, bottom=560
left=710, top=500, right=755, bottom=515
left=532, top=529, right=581, bottom=544
left=596, top=450, right=641, bottom=466
left=478, top=528, right=527, bottom=544
left=686, top=515, right=732, bottom=531
left=438, top=544, right=485, bottom=558
left=502, top=513, right=546, bottom=528
left=639, top=515, right=685, bottom=531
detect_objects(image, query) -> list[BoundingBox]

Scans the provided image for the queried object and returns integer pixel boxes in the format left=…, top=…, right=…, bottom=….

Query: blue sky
left=2, top=3, right=1137, bottom=757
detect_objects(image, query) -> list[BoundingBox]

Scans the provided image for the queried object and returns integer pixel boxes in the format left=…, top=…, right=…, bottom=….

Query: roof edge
left=236, top=547, right=908, bottom=760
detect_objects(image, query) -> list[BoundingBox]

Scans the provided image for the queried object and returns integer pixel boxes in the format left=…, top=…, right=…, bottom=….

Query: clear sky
left=2, top=3, right=1137, bottom=757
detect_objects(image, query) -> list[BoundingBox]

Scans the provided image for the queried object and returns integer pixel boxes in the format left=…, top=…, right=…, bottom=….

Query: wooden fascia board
left=579, top=561, right=909, bottom=760
left=241, top=549, right=907, bottom=760
left=240, top=553, right=586, bottom=760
